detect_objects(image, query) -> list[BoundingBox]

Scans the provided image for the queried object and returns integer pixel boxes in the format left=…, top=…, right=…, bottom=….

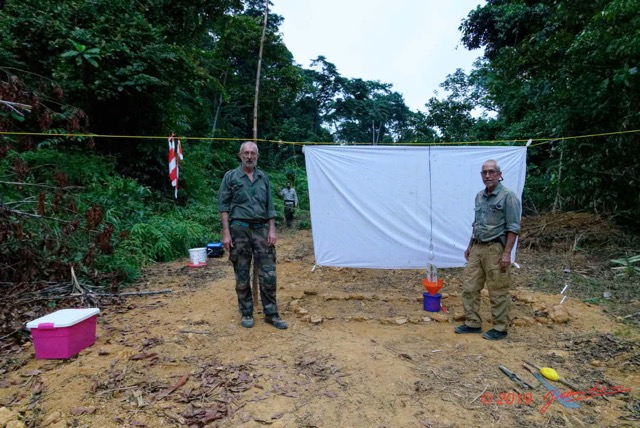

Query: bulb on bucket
left=430, top=265, right=438, bottom=283
left=426, top=244, right=437, bottom=282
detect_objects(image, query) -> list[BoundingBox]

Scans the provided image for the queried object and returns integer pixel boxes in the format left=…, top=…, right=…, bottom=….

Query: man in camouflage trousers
left=218, top=141, right=287, bottom=330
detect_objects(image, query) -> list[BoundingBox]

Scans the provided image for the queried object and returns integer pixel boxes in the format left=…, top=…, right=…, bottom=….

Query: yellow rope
left=1, top=129, right=639, bottom=146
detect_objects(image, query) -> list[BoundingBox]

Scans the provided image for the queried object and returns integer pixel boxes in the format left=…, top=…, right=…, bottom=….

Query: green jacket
left=218, top=166, right=276, bottom=221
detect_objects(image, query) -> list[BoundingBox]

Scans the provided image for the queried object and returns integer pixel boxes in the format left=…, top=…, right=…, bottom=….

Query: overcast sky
left=271, top=0, right=485, bottom=113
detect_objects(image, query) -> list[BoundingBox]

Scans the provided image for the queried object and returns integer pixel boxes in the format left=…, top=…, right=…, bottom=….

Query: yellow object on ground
left=540, top=367, right=560, bottom=381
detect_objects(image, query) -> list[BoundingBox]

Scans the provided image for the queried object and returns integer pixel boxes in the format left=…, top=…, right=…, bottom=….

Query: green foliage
left=610, top=254, right=640, bottom=278
left=1, top=149, right=143, bottom=283
left=0, top=145, right=227, bottom=287
left=296, top=220, right=311, bottom=230
left=127, top=213, right=212, bottom=263
left=0, top=68, right=89, bottom=151
left=60, top=40, right=101, bottom=67
left=0, top=0, right=244, bottom=183
left=328, top=77, right=416, bottom=144
left=171, top=139, right=217, bottom=205
left=455, top=0, right=640, bottom=231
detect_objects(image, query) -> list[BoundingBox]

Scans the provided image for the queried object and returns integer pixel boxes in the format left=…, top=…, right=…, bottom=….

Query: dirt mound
left=0, top=215, right=638, bottom=427
left=520, top=212, right=622, bottom=252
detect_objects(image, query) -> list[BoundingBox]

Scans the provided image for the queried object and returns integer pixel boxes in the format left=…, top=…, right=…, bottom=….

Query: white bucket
left=188, top=248, right=207, bottom=265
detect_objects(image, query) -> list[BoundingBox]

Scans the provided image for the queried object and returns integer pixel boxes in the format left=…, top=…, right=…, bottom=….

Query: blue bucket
left=423, top=292, right=442, bottom=312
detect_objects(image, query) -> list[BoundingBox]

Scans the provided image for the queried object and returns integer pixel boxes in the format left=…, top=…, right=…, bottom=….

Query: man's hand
left=500, top=252, right=511, bottom=271
left=220, top=212, right=232, bottom=251
left=267, top=219, right=277, bottom=246
left=222, top=230, right=232, bottom=251
left=268, top=227, right=277, bottom=246
left=464, top=247, right=471, bottom=261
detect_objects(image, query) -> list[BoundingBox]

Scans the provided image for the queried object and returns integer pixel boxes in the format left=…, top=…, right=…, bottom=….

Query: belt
left=231, top=220, right=267, bottom=229
left=472, top=237, right=503, bottom=245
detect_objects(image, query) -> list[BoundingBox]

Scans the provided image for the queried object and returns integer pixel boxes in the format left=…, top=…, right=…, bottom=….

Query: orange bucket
left=422, top=278, right=444, bottom=295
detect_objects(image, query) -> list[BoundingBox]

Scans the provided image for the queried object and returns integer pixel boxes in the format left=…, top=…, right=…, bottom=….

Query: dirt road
left=0, top=228, right=638, bottom=427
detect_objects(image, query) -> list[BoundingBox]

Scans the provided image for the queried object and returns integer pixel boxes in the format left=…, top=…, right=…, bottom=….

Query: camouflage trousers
left=229, top=222, right=278, bottom=317
left=462, top=242, right=511, bottom=332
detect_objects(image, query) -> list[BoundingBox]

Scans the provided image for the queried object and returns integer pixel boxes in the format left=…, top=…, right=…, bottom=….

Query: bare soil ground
left=1, top=214, right=639, bottom=428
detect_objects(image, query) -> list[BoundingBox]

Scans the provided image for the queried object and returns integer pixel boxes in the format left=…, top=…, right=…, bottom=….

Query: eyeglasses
left=480, top=169, right=499, bottom=176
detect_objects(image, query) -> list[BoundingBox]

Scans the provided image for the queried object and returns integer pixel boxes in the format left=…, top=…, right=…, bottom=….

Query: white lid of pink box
left=26, top=308, right=101, bottom=329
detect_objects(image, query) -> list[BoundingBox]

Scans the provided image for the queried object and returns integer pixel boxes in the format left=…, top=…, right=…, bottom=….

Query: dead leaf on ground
left=128, top=351, right=157, bottom=361
left=155, top=374, right=188, bottom=401
left=31, top=381, right=44, bottom=394
left=71, top=406, right=96, bottom=416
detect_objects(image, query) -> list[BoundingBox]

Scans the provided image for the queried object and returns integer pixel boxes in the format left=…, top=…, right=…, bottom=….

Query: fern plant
left=611, top=254, right=640, bottom=278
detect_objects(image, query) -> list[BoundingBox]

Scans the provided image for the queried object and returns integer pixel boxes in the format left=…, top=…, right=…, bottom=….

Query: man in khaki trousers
left=454, top=159, right=521, bottom=341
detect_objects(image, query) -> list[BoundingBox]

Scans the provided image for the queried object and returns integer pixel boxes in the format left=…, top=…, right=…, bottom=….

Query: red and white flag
left=168, top=133, right=183, bottom=198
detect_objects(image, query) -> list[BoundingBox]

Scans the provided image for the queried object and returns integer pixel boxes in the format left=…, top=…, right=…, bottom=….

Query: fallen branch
left=2, top=206, right=73, bottom=223
left=97, top=385, right=139, bottom=396
left=16, top=288, right=168, bottom=304
left=179, top=330, right=212, bottom=335
left=469, top=385, right=488, bottom=405
left=0, top=327, right=23, bottom=341
left=0, top=100, right=32, bottom=115
left=89, top=289, right=172, bottom=297
left=18, top=294, right=91, bottom=304
left=0, top=180, right=84, bottom=190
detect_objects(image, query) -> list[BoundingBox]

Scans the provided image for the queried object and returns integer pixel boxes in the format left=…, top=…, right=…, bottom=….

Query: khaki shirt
left=472, top=183, right=521, bottom=242
left=218, top=166, right=276, bottom=221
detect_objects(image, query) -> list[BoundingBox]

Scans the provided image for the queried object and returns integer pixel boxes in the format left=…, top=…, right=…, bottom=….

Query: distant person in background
left=279, top=182, right=298, bottom=228
left=455, top=159, right=521, bottom=341
left=218, top=141, right=287, bottom=330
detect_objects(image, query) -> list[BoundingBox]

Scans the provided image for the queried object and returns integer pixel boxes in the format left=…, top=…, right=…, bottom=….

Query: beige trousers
left=462, top=242, right=511, bottom=332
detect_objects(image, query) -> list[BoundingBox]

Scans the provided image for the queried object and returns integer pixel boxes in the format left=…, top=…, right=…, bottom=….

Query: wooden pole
left=252, top=0, right=269, bottom=308
left=252, top=0, right=269, bottom=140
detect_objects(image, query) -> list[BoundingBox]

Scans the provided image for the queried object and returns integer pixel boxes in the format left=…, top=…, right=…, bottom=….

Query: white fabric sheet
left=303, top=145, right=527, bottom=269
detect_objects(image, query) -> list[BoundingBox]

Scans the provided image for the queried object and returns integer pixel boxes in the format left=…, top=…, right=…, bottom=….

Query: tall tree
left=331, top=78, right=414, bottom=144
left=0, top=0, right=242, bottom=187
left=459, top=0, right=640, bottom=229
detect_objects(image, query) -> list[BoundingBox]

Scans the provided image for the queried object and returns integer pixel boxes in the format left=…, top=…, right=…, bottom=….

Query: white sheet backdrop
left=303, top=145, right=527, bottom=269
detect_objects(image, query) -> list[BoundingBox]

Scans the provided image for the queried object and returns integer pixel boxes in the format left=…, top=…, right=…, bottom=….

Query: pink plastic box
left=26, top=308, right=100, bottom=359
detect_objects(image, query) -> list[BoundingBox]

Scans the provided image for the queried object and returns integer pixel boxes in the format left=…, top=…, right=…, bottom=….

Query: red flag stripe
left=168, top=133, right=179, bottom=198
